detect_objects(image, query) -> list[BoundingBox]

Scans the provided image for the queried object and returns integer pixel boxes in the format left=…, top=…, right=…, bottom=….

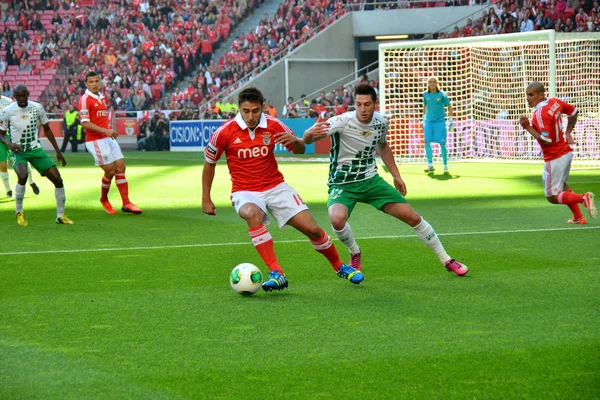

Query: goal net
left=379, top=31, right=600, bottom=168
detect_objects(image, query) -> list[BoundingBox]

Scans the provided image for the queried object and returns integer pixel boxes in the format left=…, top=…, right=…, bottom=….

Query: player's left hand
left=565, top=133, right=575, bottom=144
left=56, top=152, right=67, bottom=167
left=393, top=176, right=407, bottom=196
left=274, top=131, right=300, bottom=146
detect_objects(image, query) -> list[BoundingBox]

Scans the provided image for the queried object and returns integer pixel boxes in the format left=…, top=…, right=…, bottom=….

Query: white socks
left=0, top=171, right=10, bottom=192
left=15, top=183, right=25, bottom=213
left=27, top=163, right=34, bottom=185
left=55, top=187, right=65, bottom=218
left=332, top=223, right=360, bottom=254
left=412, top=218, right=451, bottom=264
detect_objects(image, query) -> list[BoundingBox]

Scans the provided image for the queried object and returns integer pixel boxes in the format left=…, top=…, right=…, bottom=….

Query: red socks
left=115, top=173, right=130, bottom=205
left=311, top=229, right=344, bottom=271
left=101, top=175, right=112, bottom=201
left=557, top=191, right=583, bottom=219
left=249, top=225, right=282, bottom=273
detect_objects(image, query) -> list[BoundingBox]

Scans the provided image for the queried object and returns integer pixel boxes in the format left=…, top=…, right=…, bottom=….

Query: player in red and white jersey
left=202, top=87, right=363, bottom=292
left=78, top=71, right=142, bottom=215
left=520, top=82, right=596, bottom=223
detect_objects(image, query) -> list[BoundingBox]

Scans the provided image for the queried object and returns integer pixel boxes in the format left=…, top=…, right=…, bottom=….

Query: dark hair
left=354, top=84, right=377, bottom=102
left=85, top=70, right=99, bottom=81
left=238, top=87, right=264, bottom=105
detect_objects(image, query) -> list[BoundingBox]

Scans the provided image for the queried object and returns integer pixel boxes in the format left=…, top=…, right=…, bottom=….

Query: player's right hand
left=202, top=200, right=217, bottom=216
left=304, top=118, right=329, bottom=143
left=519, top=115, right=530, bottom=129
left=9, top=143, right=22, bottom=153
left=105, top=129, right=118, bottom=139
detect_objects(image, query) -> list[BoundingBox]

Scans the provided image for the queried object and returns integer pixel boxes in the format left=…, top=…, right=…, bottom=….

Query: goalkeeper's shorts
left=423, top=121, right=447, bottom=144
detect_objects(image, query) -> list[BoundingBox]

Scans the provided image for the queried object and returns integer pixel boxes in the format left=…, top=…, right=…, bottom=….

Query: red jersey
left=78, top=89, right=110, bottom=142
left=530, top=97, right=577, bottom=162
left=204, top=113, right=295, bottom=193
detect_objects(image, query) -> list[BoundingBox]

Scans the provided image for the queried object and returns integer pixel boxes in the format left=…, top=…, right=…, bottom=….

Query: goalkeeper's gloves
left=447, top=117, right=454, bottom=130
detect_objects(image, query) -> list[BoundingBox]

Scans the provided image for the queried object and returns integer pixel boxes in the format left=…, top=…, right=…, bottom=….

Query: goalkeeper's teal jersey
left=0, top=100, right=47, bottom=152
left=326, top=111, right=388, bottom=186
left=423, top=90, right=450, bottom=122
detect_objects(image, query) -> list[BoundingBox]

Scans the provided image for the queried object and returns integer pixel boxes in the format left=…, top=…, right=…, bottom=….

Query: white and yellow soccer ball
left=230, top=263, right=263, bottom=296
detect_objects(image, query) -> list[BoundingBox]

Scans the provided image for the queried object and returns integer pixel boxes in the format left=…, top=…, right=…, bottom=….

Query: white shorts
left=543, top=152, right=573, bottom=197
left=85, top=137, right=124, bottom=166
left=231, top=182, right=309, bottom=229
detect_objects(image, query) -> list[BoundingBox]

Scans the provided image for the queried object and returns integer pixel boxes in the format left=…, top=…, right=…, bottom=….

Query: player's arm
left=519, top=115, right=551, bottom=145
left=202, top=161, right=217, bottom=215
left=378, top=141, right=407, bottom=196
left=564, top=109, right=578, bottom=144
left=42, top=123, right=66, bottom=166
left=81, top=121, right=118, bottom=139
left=275, top=133, right=305, bottom=154
left=0, top=128, right=19, bottom=152
left=302, top=116, right=331, bottom=144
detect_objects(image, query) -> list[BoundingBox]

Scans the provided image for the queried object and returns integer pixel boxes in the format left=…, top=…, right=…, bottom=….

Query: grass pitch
left=1, top=152, right=598, bottom=399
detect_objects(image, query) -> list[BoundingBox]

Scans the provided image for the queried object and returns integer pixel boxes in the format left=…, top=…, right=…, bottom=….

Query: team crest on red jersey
left=262, top=132, right=271, bottom=145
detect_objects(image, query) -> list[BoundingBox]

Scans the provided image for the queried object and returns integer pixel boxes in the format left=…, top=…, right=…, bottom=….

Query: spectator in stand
left=51, top=10, right=63, bottom=25
left=2, top=82, right=13, bottom=98
left=0, top=58, right=6, bottom=74
left=281, top=96, right=298, bottom=118
left=266, top=100, right=277, bottom=117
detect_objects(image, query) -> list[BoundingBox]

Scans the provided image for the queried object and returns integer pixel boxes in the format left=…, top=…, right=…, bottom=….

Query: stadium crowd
left=0, top=0, right=598, bottom=123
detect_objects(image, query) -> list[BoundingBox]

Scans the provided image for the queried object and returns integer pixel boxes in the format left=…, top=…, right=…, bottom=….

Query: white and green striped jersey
left=0, top=101, right=47, bottom=152
left=326, top=111, right=388, bottom=185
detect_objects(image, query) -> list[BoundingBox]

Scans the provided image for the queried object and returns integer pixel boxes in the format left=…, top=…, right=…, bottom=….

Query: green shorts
left=0, top=142, right=7, bottom=163
left=327, top=174, right=407, bottom=216
left=10, top=147, right=55, bottom=175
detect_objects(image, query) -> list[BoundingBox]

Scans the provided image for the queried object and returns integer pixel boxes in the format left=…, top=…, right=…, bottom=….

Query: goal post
left=378, top=31, right=600, bottom=168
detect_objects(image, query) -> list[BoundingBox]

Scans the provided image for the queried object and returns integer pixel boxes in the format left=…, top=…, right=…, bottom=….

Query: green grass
left=1, top=152, right=599, bottom=399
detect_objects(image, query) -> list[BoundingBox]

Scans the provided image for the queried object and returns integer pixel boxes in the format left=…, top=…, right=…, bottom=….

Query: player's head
left=525, top=81, right=545, bottom=107
left=427, top=76, right=440, bottom=93
left=238, top=87, right=264, bottom=130
left=354, top=84, right=378, bottom=124
left=85, top=71, right=101, bottom=94
left=13, top=84, right=29, bottom=108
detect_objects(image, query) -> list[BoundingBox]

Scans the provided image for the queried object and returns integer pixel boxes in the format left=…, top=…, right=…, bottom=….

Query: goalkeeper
left=422, top=76, right=453, bottom=173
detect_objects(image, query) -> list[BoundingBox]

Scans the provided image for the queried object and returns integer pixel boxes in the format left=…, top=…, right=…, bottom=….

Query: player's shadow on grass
left=426, top=172, right=460, bottom=181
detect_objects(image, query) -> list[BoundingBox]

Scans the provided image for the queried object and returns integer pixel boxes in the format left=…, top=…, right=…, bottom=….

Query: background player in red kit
left=520, top=82, right=597, bottom=223
left=202, top=87, right=363, bottom=292
left=79, top=71, right=142, bottom=215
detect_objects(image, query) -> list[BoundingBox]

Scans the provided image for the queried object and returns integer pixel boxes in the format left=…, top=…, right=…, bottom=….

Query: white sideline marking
left=1, top=226, right=599, bottom=256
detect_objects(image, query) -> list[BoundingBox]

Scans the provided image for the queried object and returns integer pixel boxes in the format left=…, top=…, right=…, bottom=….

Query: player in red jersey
left=202, top=87, right=363, bottom=292
left=79, top=71, right=142, bottom=215
left=520, top=82, right=597, bottom=223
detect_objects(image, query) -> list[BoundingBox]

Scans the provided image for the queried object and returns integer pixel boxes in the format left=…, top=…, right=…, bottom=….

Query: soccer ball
left=230, top=263, right=263, bottom=296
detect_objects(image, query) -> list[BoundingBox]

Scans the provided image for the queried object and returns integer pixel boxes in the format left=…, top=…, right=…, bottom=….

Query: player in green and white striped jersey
left=0, top=95, right=40, bottom=198
left=0, top=85, right=73, bottom=226
left=303, top=84, right=468, bottom=276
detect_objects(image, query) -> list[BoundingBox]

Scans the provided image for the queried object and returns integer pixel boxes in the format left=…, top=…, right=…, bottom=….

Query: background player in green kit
left=0, top=85, right=73, bottom=226
left=0, top=95, right=40, bottom=197
left=303, top=84, right=468, bottom=277
left=423, top=76, right=454, bottom=173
